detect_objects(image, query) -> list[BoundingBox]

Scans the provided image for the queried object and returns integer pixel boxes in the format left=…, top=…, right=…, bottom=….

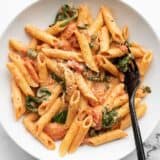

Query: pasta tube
left=88, top=11, right=103, bottom=35
left=85, top=129, right=127, bottom=146
left=25, top=24, right=59, bottom=46
left=37, top=52, right=48, bottom=86
left=99, top=26, right=110, bottom=54
left=35, top=98, right=62, bottom=136
left=120, top=103, right=147, bottom=130
left=23, top=113, right=55, bottom=150
left=11, top=79, right=26, bottom=120
left=42, top=48, right=83, bottom=62
left=69, top=115, right=93, bottom=153
left=101, top=6, right=124, bottom=43
left=77, top=4, right=93, bottom=27
left=9, top=39, right=27, bottom=54
left=28, top=38, right=38, bottom=49
left=75, top=72, right=97, bottom=103
left=9, top=52, right=38, bottom=87
left=117, top=98, right=141, bottom=118
left=75, top=30, right=99, bottom=72
left=139, top=51, right=153, bottom=76
left=38, top=84, right=62, bottom=115
left=7, top=62, right=34, bottom=96
left=66, top=90, right=80, bottom=127
left=59, top=118, right=79, bottom=156
left=113, top=94, right=128, bottom=108
left=97, top=55, right=120, bottom=77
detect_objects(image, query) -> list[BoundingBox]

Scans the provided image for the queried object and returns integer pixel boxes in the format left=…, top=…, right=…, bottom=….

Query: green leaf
left=102, top=107, right=118, bottom=129
left=52, top=110, right=68, bottom=124
left=77, top=24, right=89, bottom=30
left=37, top=88, right=51, bottom=101
left=27, top=49, right=38, bottom=59
left=83, top=66, right=109, bottom=82
left=51, top=73, right=66, bottom=91
left=143, top=86, right=151, bottom=94
left=25, top=96, right=41, bottom=112
left=54, top=4, right=78, bottom=23
left=116, top=54, right=134, bottom=72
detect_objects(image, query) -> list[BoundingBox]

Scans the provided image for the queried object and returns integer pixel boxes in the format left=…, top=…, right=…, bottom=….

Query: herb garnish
left=143, top=86, right=151, bottom=94
left=49, top=4, right=78, bottom=27
left=51, top=73, right=66, bottom=90
left=52, top=110, right=68, bottom=124
left=77, top=24, right=89, bottom=30
left=83, top=66, right=108, bottom=82
left=116, top=54, right=134, bottom=72
left=37, top=88, right=51, bottom=101
left=102, top=107, right=118, bottom=129
left=25, top=88, right=51, bottom=112
left=27, top=49, right=38, bottom=59
left=26, top=96, right=41, bottom=112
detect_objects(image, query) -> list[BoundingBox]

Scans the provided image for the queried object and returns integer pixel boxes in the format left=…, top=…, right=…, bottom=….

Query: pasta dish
left=7, top=4, right=152, bottom=156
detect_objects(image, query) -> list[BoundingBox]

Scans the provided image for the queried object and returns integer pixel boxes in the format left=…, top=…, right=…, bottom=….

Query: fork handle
left=129, top=93, right=146, bottom=160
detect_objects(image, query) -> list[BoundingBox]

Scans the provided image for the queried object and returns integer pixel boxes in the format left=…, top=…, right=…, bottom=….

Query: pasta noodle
left=11, top=79, right=26, bottom=120
left=85, top=129, right=127, bottom=146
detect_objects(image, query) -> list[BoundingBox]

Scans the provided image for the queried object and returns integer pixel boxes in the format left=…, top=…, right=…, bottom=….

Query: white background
left=0, top=0, right=159, bottom=160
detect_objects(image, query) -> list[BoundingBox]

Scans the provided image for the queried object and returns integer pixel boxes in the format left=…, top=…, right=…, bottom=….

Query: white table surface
left=0, top=0, right=160, bottom=160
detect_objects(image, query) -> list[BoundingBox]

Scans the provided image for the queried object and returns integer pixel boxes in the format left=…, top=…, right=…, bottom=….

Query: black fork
left=124, top=59, right=146, bottom=160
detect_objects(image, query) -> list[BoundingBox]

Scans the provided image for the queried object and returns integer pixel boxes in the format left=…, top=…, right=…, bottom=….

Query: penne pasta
left=113, top=93, right=128, bottom=108
left=38, top=84, right=62, bottom=115
left=88, top=10, right=103, bottom=36
left=120, top=103, right=147, bottom=130
left=69, top=115, right=93, bottom=153
left=97, top=55, right=120, bottom=77
left=104, top=83, right=124, bottom=109
left=117, top=98, right=141, bottom=118
left=46, top=21, right=66, bottom=35
left=75, top=30, right=99, bottom=72
left=66, top=90, right=80, bottom=127
left=11, top=79, right=26, bottom=120
left=25, top=24, right=59, bottom=46
left=7, top=62, right=34, bottom=96
left=9, top=52, right=38, bottom=87
left=122, top=25, right=129, bottom=41
left=77, top=4, right=93, bottom=27
left=85, top=129, right=127, bottom=146
left=42, top=48, right=83, bottom=62
left=75, top=72, right=97, bottom=103
left=37, top=52, right=49, bottom=86
left=28, top=38, right=38, bottom=49
left=101, top=6, right=124, bottom=43
left=102, top=48, right=126, bottom=58
left=130, top=47, right=144, bottom=58
left=64, top=67, right=77, bottom=102
left=139, top=51, right=153, bottom=76
left=59, top=118, right=79, bottom=157
left=9, top=39, right=27, bottom=54
left=99, top=26, right=110, bottom=54
left=23, top=113, right=55, bottom=150
left=35, top=98, right=62, bottom=135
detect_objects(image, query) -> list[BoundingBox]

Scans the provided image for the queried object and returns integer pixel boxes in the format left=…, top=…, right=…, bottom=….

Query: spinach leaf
left=25, top=96, right=41, bottom=112
left=54, top=4, right=78, bottom=23
left=51, top=73, right=66, bottom=91
left=143, top=86, right=151, bottom=94
left=77, top=24, right=89, bottom=30
left=52, top=110, right=68, bottom=124
left=37, top=88, right=51, bottom=101
left=82, top=66, right=108, bottom=82
left=102, top=107, right=118, bottom=129
left=27, top=49, right=38, bottom=59
left=116, top=54, right=133, bottom=72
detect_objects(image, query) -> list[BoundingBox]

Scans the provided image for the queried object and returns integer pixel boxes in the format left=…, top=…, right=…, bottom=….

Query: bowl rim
left=0, top=0, right=160, bottom=160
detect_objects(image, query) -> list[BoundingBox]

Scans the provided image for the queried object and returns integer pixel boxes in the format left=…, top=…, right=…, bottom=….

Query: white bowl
left=0, top=0, right=160, bottom=160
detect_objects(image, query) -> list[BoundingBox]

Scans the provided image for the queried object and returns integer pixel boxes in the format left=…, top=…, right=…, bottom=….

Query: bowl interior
left=0, top=0, right=160, bottom=160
